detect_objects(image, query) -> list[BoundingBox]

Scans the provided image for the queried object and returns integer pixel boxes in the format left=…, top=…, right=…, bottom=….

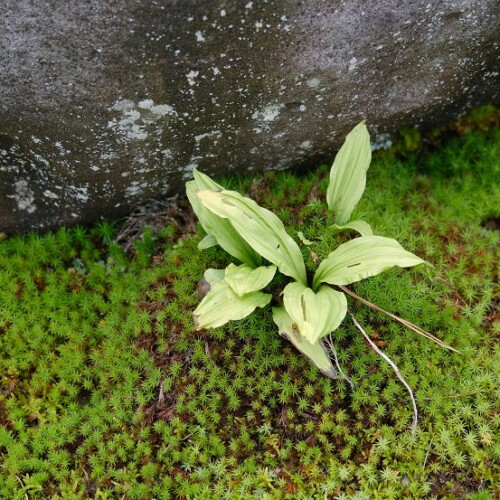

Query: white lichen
left=371, top=133, right=393, bottom=151
left=43, top=190, right=59, bottom=199
left=186, top=70, right=199, bottom=86
left=72, top=186, right=89, bottom=203
left=8, top=180, right=36, bottom=213
left=108, top=99, right=177, bottom=143
left=138, top=99, right=154, bottom=110
left=307, top=78, right=320, bottom=88
left=150, top=104, right=177, bottom=116
left=252, top=104, right=284, bottom=123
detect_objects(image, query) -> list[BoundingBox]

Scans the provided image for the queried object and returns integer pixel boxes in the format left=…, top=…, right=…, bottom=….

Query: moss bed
left=0, top=122, right=499, bottom=498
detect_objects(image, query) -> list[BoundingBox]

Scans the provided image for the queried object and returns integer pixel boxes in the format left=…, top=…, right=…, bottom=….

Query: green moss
left=378, top=104, right=500, bottom=162
left=0, top=126, right=499, bottom=498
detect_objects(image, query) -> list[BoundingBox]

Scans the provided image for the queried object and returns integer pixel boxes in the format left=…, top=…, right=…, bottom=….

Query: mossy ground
left=0, top=126, right=499, bottom=499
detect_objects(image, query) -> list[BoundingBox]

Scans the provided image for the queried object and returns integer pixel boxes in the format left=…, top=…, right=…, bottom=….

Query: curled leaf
left=272, top=307, right=338, bottom=379
left=204, top=268, right=226, bottom=285
left=224, top=263, right=276, bottom=297
left=331, top=220, right=373, bottom=237
left=196, top=268, right=225, bottom=299
left=194, top=280, right=271, bottom=330
left=197, top=233, right=217, bottom=250
left=283, top=282, right=347, bottom=344
left=297, top=231, right=314, bottom=246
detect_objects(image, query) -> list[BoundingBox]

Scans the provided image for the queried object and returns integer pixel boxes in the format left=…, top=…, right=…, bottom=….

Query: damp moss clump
left=0, top=127, right=499, bottom=498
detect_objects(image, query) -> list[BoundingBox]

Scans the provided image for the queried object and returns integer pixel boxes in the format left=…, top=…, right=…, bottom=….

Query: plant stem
left=349, top=311, right=418, bottom=437
left=324, top=334, right=354, bottom=388
left=339, top=285, right=460, bottom=353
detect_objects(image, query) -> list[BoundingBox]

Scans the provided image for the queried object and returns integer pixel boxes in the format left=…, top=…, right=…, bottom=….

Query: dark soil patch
left=481, top=216, right=500, bottom=232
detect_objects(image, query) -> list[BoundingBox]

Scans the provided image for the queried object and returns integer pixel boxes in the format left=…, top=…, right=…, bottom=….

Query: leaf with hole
left=313, top=235, right=425, bottom=289
left=186, top=170, right=261, bottom=267
left=198, top=189, right=307, bottom=284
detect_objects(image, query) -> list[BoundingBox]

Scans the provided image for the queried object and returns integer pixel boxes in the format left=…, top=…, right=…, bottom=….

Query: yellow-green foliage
left=0, top=127, right=499, bottom=498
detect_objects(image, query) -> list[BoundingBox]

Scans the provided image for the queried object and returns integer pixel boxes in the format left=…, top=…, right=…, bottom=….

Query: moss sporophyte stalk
left=186, top=122, right=459, bottom=435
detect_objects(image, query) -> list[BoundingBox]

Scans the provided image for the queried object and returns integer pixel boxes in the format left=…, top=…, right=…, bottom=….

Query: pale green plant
left=186, top=122, right=456, bottom=431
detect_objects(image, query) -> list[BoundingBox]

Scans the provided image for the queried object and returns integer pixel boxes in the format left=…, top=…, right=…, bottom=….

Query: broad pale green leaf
left=272, top=307, right=338, bottom=379
left=204, top=268, right=225, bottom=285
left=186, top=179, right=204, bottom=219
left=224, top=263, right=276, bottom=297
left=198, top=189, right=307, bottom=285
left=186, top=171, right=261, bottom=267
left=196, top=268, right=225, bottom=301
left=331, top=220, right=373, bottom=237
left=313, top=235, right=426, bottom=289
left=193, top=280, right=271, bottom=330
left=192, top=168, right=224, bottom=191
left=198, top=233, right=217, bottom=250
left=326, top=122, right=372, bottom=225
left=186, top=169, right=223, bottom=231
left=283, top=282, right=347, bottom=344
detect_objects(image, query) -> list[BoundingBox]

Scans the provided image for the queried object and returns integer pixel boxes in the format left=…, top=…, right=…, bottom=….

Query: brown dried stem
left=338, top=285, right=460, bottom=353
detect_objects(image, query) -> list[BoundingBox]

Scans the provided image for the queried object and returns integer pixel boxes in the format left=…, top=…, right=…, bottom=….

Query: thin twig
left=14, top=476, right=28, bottom=500
left=158, top=381, right=165, bottom=404
left=423, top=389, right=483, bottom=400
left=349, top=311, right=418, bottom=437
left=423, top=439, right=433, bottom=470
left=324, top=334, right=354, bottom=388
left=339, top=285, right=460, bottom=353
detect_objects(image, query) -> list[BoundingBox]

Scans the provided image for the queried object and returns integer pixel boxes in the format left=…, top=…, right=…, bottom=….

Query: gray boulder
left=1, top=0, right=499, bottom=233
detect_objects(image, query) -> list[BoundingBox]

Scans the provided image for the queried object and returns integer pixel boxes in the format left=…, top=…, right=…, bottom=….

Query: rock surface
left=1, top=0, right=499, bottom=233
